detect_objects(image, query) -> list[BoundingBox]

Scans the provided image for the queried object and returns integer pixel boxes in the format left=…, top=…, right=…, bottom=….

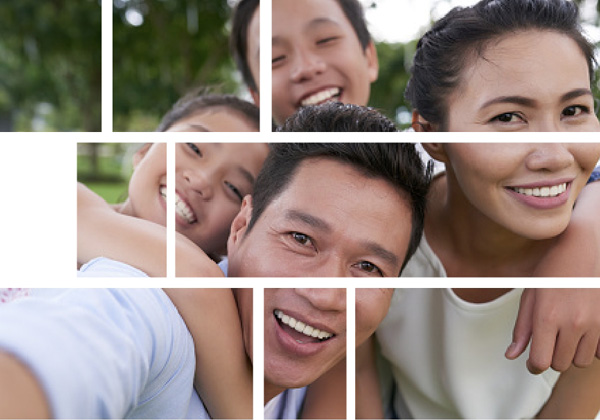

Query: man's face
left=264, top=288, right=346, bottom=393
left=227, top=157, right=412, bottom=277
left=271, top=0, right=378, bottom=125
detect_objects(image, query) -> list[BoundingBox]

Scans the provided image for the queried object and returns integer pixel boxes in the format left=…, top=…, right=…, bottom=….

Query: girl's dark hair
left=230, top=0, right=260, bottom=91
left=405, top=0, right=596, bottom=128
left=156, top=90, right=259, bottom=132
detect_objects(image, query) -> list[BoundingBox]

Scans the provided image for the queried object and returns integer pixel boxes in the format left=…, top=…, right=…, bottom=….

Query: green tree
left=113, top=0, right=240, bottom=131
left=0, top=0, right=101, bottom=131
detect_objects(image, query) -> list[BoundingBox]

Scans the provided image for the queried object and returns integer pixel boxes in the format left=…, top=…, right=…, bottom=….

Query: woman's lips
left=505, top=181, right=572, bottom=210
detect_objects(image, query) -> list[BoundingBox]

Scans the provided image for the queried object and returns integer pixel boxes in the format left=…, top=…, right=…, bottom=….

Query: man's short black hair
left=248, top=144, right=431, bottom=274
left=156, top=90, right=259, bottom=132
left=230, top=0, right=259, bottom=92
left=278, top=102, right=396, bottom=132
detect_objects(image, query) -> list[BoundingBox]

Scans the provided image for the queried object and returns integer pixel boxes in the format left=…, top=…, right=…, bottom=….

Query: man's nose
left=294, top=288, right=346, bottom=312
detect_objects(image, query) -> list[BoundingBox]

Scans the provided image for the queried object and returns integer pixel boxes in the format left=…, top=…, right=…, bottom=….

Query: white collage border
left=0, top=0, right=597, bottom=419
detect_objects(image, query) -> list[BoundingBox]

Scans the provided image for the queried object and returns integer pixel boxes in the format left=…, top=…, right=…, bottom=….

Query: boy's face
left=271, top=0, right=378, bottom=125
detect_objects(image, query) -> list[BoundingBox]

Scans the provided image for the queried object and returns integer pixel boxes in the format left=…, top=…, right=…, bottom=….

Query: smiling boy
left=271, top=0, right=379, bottom=125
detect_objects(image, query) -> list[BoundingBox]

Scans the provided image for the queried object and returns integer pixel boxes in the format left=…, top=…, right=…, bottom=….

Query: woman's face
left=444, top=30, right=599, bottom=132
left=435, top=143, right=600, bottom=240
left=175, top=142, right=269, bottom=257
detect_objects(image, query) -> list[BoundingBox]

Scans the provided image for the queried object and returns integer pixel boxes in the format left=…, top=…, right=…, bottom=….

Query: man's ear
left=228, top=195, right=254, bottom=251
left=250, top=88, right=260, bottom=106
left=365, top=40, right=379, bottom=83
left=133, top=143, right=152, bottom=168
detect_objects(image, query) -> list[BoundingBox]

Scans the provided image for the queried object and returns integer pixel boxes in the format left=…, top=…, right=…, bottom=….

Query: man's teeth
left=274, top=309, right=333, bottom=340
left=301, top=87, right=340, bottom=106
left=512, top=183, right=567, bottom=198
left=175, top=192, right=197, bottom=223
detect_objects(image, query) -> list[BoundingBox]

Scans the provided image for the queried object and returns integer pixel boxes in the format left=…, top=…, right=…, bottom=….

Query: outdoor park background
left=1, top=0, right=598, bottom=132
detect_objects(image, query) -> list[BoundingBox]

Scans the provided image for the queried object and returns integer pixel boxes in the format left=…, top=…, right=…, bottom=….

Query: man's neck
left=264, top=380, right=286, bottom=405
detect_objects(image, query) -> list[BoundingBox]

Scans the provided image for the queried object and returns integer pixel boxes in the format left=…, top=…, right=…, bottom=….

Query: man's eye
left=225, top=181, right=243, bottom=202
left=186, top=143, right=202, bottom=156
left=316, top=36, right=338, bottom=45
left=291, top=232, right=312, bottom=246
left=562, top=105, right=589, bottom=118
left=490, top=112, right=524, bottom=123
left=357, top=261, right=383, bottom=276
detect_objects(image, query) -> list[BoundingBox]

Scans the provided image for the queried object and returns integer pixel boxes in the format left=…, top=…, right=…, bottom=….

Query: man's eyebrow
left=285, top=210, right=332, bottom=233
left=362, top=242, right=400, bottom=270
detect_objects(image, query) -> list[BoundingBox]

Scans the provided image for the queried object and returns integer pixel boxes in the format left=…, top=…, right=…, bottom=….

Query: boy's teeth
left=513, top=183, right=567, bottom=198
left=301, top=87, right=340, bottom=106
left=175, top=192, right=197, bottom=223
left=274, top=309, right=333, bottom=340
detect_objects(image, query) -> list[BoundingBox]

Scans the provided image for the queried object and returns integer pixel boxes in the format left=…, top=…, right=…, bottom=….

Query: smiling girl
left=78, top=94, right=268, bottom=418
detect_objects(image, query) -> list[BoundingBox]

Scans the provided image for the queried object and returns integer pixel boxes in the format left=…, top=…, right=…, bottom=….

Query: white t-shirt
left=377, top=289, right=560, bottom=419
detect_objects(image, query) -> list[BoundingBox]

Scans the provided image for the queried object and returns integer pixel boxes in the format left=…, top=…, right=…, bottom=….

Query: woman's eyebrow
left=480, top=95, right=537, bottom=109
left=560, top=88, right=593, bottom=103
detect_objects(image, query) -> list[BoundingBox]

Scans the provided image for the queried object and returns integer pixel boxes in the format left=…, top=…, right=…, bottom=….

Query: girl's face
left=175, top=143, right=268, bottom=257
left=435, top=143, right=600, bottom=240
left=126, top=143, right=167, bottom=226
left=445, top=30, right=600, bottom=132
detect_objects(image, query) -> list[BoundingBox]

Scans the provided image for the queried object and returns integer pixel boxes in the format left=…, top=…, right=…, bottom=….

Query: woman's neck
left=426, top=174, right=554, bottom=277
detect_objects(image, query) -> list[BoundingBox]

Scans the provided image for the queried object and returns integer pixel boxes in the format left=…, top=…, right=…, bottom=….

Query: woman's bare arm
left=163, top=289, right=252, bottom=419
left=536, top=358, right=600, bottom=419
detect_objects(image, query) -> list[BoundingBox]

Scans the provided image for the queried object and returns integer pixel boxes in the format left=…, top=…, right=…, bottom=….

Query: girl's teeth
left=514, top=183, right=566, bottom=197
left=175, top=193, right=197, bottom=223
left=274, top=309, right=333, bottom=340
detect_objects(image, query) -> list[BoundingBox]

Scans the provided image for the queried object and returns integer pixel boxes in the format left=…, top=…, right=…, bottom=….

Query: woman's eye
left=356, top=261, right=383, bottom=276
left=186, top=143, right=202, bottom=157
left=225, top=181, right=243, bottom=202
left=490, top=113, right=523, bottom=123
left=291, top=232, right=312, bottom=247
left=562, top=105, right=588, bottom=117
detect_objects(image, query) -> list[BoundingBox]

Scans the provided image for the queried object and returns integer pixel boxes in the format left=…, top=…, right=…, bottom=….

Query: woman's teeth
left=274, top=309, right=333, bottom=340
left=512, top=183, right=567, bottom=198
left=301, top=87, right=340, bottom=107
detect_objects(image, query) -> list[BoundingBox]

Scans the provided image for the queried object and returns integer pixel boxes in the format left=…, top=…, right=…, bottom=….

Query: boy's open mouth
left=300, top=87, right=341, bottom=107
left=274, top=309, right=333, bottom=344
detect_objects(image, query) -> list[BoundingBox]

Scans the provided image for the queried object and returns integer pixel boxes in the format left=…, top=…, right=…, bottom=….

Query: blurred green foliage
left=113, top=0, right=241, bottom=131
left=78, top=143, right=135, bottom=204
left=0, top=0, right=101, bottom=131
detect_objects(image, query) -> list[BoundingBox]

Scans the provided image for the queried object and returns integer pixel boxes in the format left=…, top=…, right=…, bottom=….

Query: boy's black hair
left=334, top=0, right=372, bottom=50
left=405, top=0, right=596, bottom=129
left=156, top=90, right=259, bottom=132
left=230, top=0, right=260, bottom=92
left=277, top=102, right=397, bottom=132
left=251, top=105, right=431, bottom=274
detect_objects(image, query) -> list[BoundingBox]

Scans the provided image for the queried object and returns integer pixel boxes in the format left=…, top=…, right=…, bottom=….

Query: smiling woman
left=407, top=0, right=600, bottom=132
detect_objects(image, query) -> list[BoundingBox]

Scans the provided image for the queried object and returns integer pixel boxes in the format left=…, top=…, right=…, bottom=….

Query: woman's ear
left=411, top=111, right=436, bottom=132
left=228, top=195, right=253, bottom=251
left=132, top=143, right=152, bottom=168
left=421, top=143, right=449, bottom=164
